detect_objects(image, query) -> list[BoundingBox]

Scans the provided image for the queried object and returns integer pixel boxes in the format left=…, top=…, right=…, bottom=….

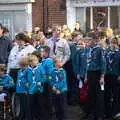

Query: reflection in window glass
left=93, top=7, right=108, bottom=28
left=110, top=6, right=119, bottom=30
left=76, top=7, right=86, bottom=32
left=0, top=11, right=26, bottom=39
left=86, top=7, right=90, bottom=32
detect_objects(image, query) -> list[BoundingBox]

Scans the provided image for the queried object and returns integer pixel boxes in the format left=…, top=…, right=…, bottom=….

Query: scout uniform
left=41, top=57, right=54, bottom=120
left=0, top=75, right=14, bottom=89
left=51, top=68, right=67, bottom=120
left=87, top=44, right=106, bottom=119
left=26, top=64, right=46, bottom=120
left=105, top=47, right=120, bottom=117
left=16, top=68, right=28, bottom=120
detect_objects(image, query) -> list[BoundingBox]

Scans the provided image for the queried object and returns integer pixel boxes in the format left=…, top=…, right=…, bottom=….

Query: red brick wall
left=32, top=0, right=43, bottom=30
left=48, top=0, right=66, bottom=27
left=32, top=0, right=66, bottom=31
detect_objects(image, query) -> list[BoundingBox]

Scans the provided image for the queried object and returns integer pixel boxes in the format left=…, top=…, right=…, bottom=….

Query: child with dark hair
left=86, top=33, right=106, bottom=120
left=0, top=63, right=14, bottom=109
left=46, top=27, right=53, bottom=39
left=0, top=64, right=14, bottom=118
left=3, top=27, right=9, bottom=37
left=67, top=31, right=82, bottom=105
left=31, top=50, right=42, bottom=62
left=0, top=64, right=14, bottom=90
left=105, top=37, right=120, bottom=119
left=40, top=45, right=54, bottom=120
left=76, top=38, right=89, bottom=119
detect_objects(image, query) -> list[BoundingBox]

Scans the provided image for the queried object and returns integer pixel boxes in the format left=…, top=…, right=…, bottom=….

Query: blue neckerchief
left=41, top=57, right=49, bottom=65
left=87, top=44, right=100, bottom=68
left=91, top=44, right=100, bottom=50
left=108, top=47, right=119, bottom=71
left=73, top=42, right=77, bottom=46
left=28, top=65, right=39, bottom=83
left=18, top=68, right=26, bottom=87
left=54, top=68, right=63, bottom=83
left=0, top=74, right=8, bottom=79
left=52, top=37, right=60, bottom=55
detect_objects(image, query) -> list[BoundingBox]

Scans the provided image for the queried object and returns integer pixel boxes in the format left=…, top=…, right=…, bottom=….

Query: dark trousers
left=9, top=68, right=20, bottom=94
left=87, top=70, right=104, bottom=119
left=43, top=82, right=53, bottom=120
left=105, top=74, right=120, bottom=117
left=17, top=93, right=27, bottom=120
left=9, top=68, right=20, bottom=83
left=70, top=76, right=80, bottom=105
left=80, top=77, right=89, bottom=115
left=27, top=94, right=35, bottom=120
left=63, top=61, right=76, bottom=104
left=52, top=93, right=66, bottom=120
left=34, top=93, right=46, bottom=120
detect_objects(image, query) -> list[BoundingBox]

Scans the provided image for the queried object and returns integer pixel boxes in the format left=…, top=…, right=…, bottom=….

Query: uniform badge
left=48, top=76, right=52, bottom=80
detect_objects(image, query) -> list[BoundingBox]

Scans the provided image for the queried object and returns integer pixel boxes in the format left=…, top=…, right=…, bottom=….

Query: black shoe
left=81, top=113, right=89, bottom=119
left=96, top=117, right=104, bottom=120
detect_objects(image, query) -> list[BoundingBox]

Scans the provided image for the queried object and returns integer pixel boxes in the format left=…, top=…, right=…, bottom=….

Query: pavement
left=65, top=105, right=81, bottom=120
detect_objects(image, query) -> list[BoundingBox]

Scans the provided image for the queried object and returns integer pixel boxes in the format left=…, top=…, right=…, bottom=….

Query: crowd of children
left=0, top=45, right=68, bottom=120
left=0, top=22, right=120, bottom=120
left=68, top=28, right=120, bottom=120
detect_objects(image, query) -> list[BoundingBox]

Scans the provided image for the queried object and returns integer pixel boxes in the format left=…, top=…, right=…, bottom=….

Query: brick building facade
left=0, top=0, right=66, bottom=38
left=32, top=0, right=66, bottom=31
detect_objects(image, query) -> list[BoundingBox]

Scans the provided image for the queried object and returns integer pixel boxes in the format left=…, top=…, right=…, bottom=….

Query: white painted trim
left=108, top=6, right=110, bottom=28
left=84, top=7, right=86, bottom=32
left=90, top=7, right=93, bottom=29
left=0, top=0, right=35, bottom=4
left=67, top=0, right=76, bottom=32
left=118, top=6, right=120, bottom=29
left=0, top=4, right=26, bottom=11
left=71, top=0, right=120, bottom=7
left=25, top=3, right=32, bottom=32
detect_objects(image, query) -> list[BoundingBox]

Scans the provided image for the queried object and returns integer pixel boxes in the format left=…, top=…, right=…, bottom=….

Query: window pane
left=76, top=7, right=86, bottom=32
left=86, top=7, right=90, bottom=32
left=93, top=7, right=108, bottom=28
left=110, top=6, right=119, bottom=29
left=0, top=11, right=26, bottom=39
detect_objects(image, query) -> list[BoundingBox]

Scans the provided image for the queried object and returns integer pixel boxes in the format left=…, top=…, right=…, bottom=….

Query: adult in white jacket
left=7, top=33, right=36, bottom=82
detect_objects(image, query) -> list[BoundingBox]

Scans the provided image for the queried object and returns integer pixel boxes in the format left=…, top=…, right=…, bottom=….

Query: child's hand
left=77, top=74, right=80, bottom=80
left=56, top=90, right=61, bottom=95
left=25, top=83, right=29, bottom=87
left=84, top=78, right=87, bottom=83
left=100, top=76, right=104, bottom=85
left=117, top=76, right=120, bottom=81
left=52, top=86, right=56, bottom=91
left=37, top=82, right=41, bottom=87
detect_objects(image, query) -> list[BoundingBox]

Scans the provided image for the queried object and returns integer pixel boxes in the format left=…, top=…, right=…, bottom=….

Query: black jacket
left=0, top=36, right=12, bottom=64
